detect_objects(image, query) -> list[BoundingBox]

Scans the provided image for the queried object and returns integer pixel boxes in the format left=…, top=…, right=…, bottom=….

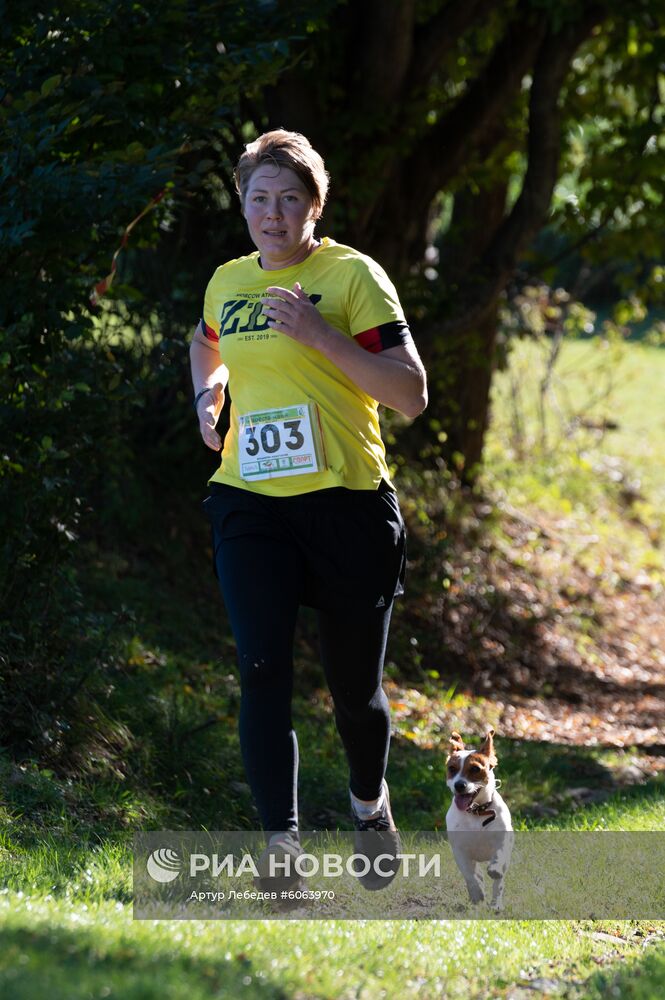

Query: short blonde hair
left=234, top=129, right=330, bottom=219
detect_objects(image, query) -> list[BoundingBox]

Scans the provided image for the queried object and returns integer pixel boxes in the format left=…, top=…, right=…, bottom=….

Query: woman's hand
left=262, top=282, right=332, bottom=349
left=262, top=282, right=428, bottom=419
left=196, top=382, right=225, bottom=451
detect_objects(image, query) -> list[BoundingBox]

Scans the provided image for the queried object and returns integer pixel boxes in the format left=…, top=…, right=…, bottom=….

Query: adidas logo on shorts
left=375, top=595, right=386, bottom=608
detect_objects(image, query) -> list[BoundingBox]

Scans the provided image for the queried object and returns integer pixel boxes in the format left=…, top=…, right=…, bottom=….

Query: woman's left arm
left=263, top=283, right=428, bottom=420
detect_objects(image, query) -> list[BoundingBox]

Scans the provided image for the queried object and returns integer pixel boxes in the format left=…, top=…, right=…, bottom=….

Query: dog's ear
left=480, top=728, right=498, bottom=768
left=449, top=731, right=465, bottom=753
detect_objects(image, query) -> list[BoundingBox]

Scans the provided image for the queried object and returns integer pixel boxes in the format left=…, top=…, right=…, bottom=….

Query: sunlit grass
left=1, top=734, right=664, bottom=997
left=485, top=337, right=665, bottom=580
left=0, top=887, right=663, bottom=1000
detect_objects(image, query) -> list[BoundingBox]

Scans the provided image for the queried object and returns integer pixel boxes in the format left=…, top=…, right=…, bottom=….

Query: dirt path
left=398, top=502, right=665, bottom=772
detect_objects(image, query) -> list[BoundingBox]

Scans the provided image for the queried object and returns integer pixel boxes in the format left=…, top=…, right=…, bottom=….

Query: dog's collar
left=467, top=797, right=496, bottom=827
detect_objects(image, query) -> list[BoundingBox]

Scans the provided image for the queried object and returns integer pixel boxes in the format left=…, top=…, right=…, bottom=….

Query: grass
left=1, top=333, right=665, bottom=997
left=485, top=336, right=665, bottom=582
left=1, top=717, right=664, bottom=997
left=0, top=891, right=663, bottom=998
left=584, top=945, right=665, bottom=999
left=0, top=874, right=664, bottom=1000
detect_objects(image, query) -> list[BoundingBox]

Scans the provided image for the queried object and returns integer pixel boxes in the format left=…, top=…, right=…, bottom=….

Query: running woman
left=189, top=129, right=427, bottom=889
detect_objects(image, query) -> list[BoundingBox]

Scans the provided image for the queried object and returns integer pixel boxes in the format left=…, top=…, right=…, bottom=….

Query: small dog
left=445, top=728, right=513, bottom=910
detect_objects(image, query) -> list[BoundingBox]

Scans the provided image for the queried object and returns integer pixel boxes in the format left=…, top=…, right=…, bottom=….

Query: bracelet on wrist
left=193, top=387, right=212, bottom=412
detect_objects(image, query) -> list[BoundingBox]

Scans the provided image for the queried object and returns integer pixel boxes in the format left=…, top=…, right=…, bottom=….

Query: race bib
left=238, top=403, right=326, bottom=481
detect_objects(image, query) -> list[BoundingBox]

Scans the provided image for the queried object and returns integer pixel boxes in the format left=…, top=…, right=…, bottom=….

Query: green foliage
left=2, top=0, right=664, bottom=775
left=535, top=11, right=665, bottom=301
left=0, top=0, right=303, bottom=759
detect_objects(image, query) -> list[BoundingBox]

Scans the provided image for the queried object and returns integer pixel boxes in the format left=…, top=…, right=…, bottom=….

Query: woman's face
left=243, top=165, right=318, bottom=270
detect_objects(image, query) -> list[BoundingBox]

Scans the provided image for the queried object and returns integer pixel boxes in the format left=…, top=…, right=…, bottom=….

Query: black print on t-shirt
left=218, top=294, right=322, bottom=336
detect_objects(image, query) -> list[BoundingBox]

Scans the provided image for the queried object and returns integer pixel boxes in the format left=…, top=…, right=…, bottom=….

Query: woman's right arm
left=189, top=320, right=229, bottom=452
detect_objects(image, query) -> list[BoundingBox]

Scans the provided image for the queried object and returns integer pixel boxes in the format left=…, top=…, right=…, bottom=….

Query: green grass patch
left=485, top=337, right=665, bottom=582
left=0, top=891, right=663, bottom=999
left=583, top=943, right=665, bottom=999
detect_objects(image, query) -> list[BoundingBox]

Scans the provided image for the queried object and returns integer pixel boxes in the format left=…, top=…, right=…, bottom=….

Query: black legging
left=215, top=529, right=393, bottom=832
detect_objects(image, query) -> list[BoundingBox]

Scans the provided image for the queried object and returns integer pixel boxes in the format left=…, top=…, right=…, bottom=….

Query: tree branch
left=528, top=77, right=663, bottom=275
left=363, top=0, right=547, bottom=257
left=410, top=0, right=547, bottom=195
left=408, top=0, right=502, bottom=95
left=438, top=8, right=606, bottom=336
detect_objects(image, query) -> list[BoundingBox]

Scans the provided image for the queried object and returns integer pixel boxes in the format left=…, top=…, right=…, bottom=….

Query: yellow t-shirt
left=202, top=237, right=410, bottom=496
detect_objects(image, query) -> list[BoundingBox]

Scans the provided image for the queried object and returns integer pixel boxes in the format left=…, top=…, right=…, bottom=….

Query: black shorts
left=202, top=479, right=406, bottom=611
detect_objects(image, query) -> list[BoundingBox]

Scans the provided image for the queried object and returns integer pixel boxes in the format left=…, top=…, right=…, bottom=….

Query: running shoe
left=350, top=780, right=402, bottom=891
left=255, top=832, right=304, bottom=896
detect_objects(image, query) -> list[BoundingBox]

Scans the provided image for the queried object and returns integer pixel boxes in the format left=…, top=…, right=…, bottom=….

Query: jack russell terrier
left=445, top=728, right=514, bottom=910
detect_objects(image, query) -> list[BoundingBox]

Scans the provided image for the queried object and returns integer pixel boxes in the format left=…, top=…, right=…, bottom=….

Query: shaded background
left=1, top=0, right=664, bottom=801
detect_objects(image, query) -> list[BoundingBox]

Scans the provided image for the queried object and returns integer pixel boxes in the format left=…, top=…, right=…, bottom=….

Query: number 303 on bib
left=238, top=402, right=326, bottom=480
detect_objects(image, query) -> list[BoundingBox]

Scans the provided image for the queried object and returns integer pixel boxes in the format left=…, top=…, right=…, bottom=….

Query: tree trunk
left=440, top=308, right=500, bottom=482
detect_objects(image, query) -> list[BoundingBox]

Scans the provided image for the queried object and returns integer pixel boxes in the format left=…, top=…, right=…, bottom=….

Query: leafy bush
left=0, top=0, right=299, bottom=762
